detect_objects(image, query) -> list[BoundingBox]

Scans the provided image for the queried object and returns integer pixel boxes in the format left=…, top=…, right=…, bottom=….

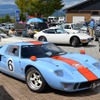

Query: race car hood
left=37, top=53, right=100, bottom=82
left=39, top=53, right=97, bottom=71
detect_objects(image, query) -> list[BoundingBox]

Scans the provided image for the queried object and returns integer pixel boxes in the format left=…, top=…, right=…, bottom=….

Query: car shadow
left=55, top=44, right=96, bottom=48
left=1, top=73, right=100, bottom=97
left=0, top=85, right=14, bottom=100
left=46, top=87, right=100, bottom=97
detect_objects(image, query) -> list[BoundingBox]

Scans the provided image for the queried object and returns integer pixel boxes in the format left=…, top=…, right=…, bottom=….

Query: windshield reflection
left=21, top=43, right=66, bottom=58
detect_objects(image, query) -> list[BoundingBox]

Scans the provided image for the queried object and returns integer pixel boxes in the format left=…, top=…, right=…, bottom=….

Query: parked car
left=5, top=23, right=14, bottom=29
left=0, top=29, right=8, bottom=38
left=34, top=27, right=93, bottom=47
left=58, top=23, right=89, bottom=34
left=0, top=41, right=100, bottom=92
left=80, top=25, right=89, bottom=33
left=94, top=24, right=100, bottom=41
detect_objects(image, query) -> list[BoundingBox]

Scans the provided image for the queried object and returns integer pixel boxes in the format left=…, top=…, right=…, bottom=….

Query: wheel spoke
left=30, top=77, right=35, bottom=81
left=34, top=81, right=39, bottom=87
left=33, top=73, right=37, bottom=79
left=38, top=79, right=42, bottom=85
left=36, top=75, right=40, bottom=79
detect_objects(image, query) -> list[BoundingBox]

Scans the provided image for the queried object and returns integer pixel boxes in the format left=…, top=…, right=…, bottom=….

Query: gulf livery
left=0, top=41, right=100, bottom=92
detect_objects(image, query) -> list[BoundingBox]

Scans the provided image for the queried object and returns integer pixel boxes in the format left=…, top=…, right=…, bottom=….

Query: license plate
left=91, top=81, right=100, bottom=89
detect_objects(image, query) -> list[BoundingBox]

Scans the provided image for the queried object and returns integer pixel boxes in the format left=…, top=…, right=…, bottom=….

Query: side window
left=43, top=29, right=55, bottom=34
left=5, top=45, right=19, bottom=57
left=64, top=25, right=71, bottom=29
left=55, top=29, right=63, bottom=34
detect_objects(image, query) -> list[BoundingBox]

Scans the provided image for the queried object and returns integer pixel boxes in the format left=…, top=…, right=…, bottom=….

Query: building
left=64, top=0, right=100, bottom=23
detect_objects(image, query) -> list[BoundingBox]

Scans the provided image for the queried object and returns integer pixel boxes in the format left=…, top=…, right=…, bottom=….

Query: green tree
left=15, top=0, right=64, bottom=17
left=4, top=14, right=11, bottom=22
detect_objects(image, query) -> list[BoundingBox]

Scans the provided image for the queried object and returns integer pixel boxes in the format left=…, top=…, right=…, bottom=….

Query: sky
left=0, top=0, right=86, bottom=8
left=0, top=0, right=86, bottom=15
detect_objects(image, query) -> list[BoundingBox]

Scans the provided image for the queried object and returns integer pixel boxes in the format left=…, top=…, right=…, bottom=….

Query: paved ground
left=0, top=37, right=100, bottom=100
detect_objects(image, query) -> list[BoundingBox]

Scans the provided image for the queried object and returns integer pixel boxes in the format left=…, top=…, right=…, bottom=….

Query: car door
left=54, top=28, right=70, bottom=44
left=0, top=45, right=22, bottom=76
left=44, top=28, right=70, bottom=44
left=43, top=29, right=57, bottom=43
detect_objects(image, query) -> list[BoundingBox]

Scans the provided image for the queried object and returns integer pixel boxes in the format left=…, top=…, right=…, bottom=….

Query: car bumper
left=80, top=38, right=93, bottom=43
left=59, top=79, right=100, bottom=92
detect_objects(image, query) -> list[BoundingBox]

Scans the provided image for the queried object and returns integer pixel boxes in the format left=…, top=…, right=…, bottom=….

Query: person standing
left=8, top=28, right=16, bottom=36
left=27, top=27, right=34, bottom=38
left=88, top=18, right=95, bottom=37
left=84, top=19, right=88, bottom=27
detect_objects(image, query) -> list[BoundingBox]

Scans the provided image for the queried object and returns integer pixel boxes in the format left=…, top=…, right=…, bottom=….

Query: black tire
left=94, top=35, right=98, bottom=41
left=38, top=36, right=47, bottom=42
left=71, top=37, right=79, bottom=47
left=25, top=67, right=47, bottom=92
left=82, top=43, right=88, bottom=46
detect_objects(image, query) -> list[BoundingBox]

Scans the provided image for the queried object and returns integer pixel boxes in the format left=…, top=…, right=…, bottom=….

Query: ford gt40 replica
left=0, top=41, right=100, bottom=92
left=34, top=27, right=93, bottom=47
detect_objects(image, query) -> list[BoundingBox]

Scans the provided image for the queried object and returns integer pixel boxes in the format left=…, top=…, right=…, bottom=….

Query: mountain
left=0, top=4, right=18, bottom=17
left=0, top=4, right=65, bottom=18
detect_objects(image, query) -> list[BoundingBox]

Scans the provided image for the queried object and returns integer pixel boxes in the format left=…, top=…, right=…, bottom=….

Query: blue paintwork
left=0, top=41, right=100, bottom=92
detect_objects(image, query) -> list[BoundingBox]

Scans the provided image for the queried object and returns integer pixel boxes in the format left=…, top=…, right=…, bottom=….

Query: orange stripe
left=29, top=41, right=43, bottom=45
left=51, top=56, right=98, bottom=81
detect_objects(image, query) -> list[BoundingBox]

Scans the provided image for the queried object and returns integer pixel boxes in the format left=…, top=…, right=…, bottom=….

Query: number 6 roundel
left=7, top=59, right=14, bottom=71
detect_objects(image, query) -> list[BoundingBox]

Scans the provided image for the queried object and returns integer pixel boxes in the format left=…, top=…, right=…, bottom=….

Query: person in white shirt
left=27, top=27, right=34, bottom=38
left=8, top=28, right=16, bottom=36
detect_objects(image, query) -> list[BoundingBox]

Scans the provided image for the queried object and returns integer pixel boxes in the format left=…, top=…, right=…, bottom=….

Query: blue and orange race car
left=0, top=41, right=100, bottom=92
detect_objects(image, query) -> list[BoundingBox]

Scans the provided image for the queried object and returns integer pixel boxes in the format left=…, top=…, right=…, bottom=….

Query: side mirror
left=30, top=56, right=37, bottom=61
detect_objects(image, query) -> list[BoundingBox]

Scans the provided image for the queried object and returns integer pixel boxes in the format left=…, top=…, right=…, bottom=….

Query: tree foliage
left=0, top=14, right=13, bottom=23
left=15, top=0, right=64, bottom=17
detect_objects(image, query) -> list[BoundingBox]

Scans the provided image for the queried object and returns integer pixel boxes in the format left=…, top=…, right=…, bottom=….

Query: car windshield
left=21, top=43, right=66, bottom=58
left=71, top=24, right=80, bottom=30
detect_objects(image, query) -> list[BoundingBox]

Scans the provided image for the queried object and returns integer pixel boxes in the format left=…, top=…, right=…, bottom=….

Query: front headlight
left=54, top=70, right=63, bottom=77
left=93, top=62, right=100, bottom=69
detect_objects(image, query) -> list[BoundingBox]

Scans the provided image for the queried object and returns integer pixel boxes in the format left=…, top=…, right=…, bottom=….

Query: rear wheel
left=38, top=36, right=47, bottom=42
left=26, top=67, right=47, bottom=92
left=71, top=37, right=79, bottom=47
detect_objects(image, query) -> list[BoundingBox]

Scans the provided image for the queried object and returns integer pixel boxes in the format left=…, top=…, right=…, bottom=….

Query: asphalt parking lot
left=0, top=37, right=100, bottom=100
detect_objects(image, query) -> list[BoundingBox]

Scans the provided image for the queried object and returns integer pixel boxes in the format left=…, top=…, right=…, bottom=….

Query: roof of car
left=62, top=23, right=74, bottom=25
left=7, top=41, right=48, bottom=46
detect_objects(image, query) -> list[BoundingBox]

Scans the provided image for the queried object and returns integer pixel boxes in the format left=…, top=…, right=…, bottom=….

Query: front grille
left=74, top=80, right=100, bottom=90
left=78, top=81, right=92, bottom=89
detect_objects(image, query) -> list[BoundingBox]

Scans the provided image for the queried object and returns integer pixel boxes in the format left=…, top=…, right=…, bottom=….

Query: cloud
left=0, top=0, right=15, bottom=5
left=63, top=0, right=86, bottom=9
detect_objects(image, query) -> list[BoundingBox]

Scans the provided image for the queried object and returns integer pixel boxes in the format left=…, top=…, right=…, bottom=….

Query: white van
left=5, top=23, right=14, bottom=29
left=48, top=16, right=58, bottom=22
left=58, top=17, right=65, bottom=23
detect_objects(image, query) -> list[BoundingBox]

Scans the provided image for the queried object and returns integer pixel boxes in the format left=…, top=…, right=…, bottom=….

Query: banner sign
left=15, top=10, right=20, bottom=22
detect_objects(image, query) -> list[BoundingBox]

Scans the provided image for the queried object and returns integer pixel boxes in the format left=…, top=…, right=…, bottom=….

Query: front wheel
left=38, top=36, right=47, bottom=42
left=71, top=37, right=79, bottom=47
left=25, top=67, right=47, bottom=92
